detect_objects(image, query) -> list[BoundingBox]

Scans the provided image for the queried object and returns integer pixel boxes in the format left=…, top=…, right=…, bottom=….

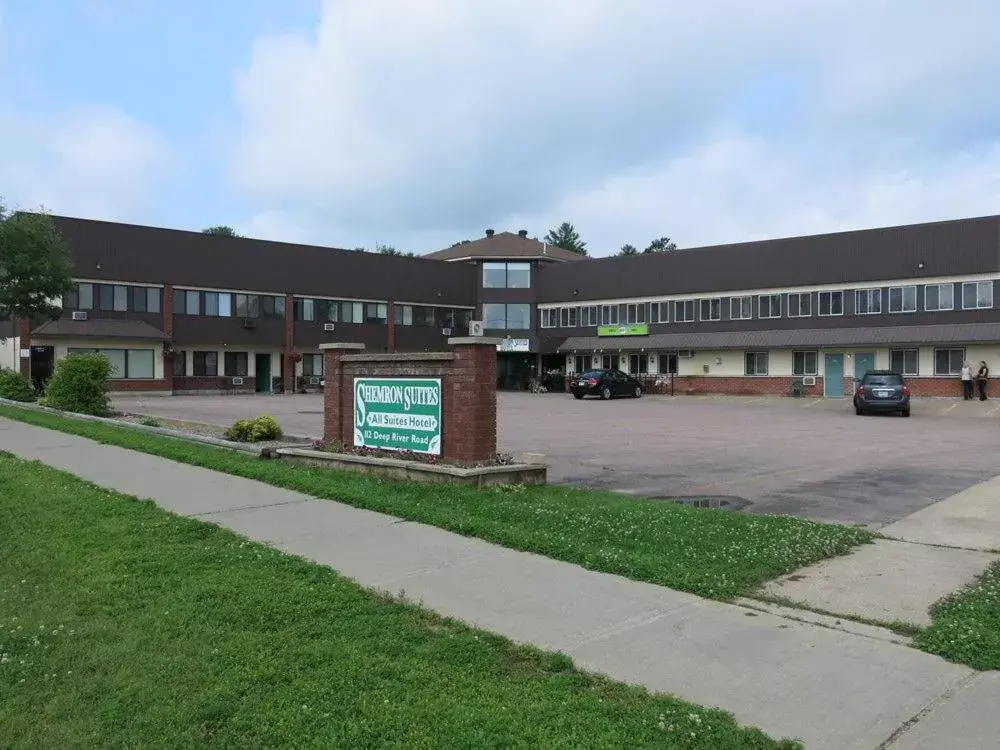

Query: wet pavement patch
left=656, top=495, right=751, bottom=511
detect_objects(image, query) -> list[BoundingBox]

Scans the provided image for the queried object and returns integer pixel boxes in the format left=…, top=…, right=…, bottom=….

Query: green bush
left=41, top=352, right=111, bottom=415
left=0, top=368, right=36, bottom=402
left=224, top=414, right=283, bottom=443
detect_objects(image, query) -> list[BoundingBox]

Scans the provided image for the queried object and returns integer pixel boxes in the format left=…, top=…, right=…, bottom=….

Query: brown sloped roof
left=425, top=232, right=587, bottom=262
left=558, top=322, right=1000, bottom=352
left=32, top=319, right=166, bottom=340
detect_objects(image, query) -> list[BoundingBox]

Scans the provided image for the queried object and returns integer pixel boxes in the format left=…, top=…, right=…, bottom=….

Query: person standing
left=975, top=361, right=989, bottom=401
left=961, top=361, right=974, bottom=400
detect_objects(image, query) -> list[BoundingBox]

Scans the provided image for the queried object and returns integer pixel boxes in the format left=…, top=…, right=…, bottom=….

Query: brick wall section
left=174, top=376, right=257, bottom=393
left=906, top=377, right=966, bottom=398
left=322, top=338, right=498, bottom=464
left=674, top=376, right=826, bottom=397
left=109, top=379, right=172, bottom=392
left=17, top=318, right=31, bottom=378
left=282, top=293, right=296, bottom=391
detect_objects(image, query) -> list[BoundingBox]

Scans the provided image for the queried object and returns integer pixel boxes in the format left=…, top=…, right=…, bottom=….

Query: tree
left=375, top=242, right=415, bottom=257
left=202, top=225, right=240, bottom=237
left=618, top=244, right=638, bottom=256
left=543, top=221, right=588, bottom=255
left=0, top=203, right=74, bottom=331
left=643, top=236, right=678, bottom=253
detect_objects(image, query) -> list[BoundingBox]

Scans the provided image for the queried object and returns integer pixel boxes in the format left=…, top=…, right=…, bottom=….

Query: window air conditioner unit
left=802, top=376, right=817, bottom=386
left=468, top=320, right=485, bottom=336
left=441, top=327, right=452, bottom=336
left=232, top=377, right=244, bottom=386
left=677, top=350, right=694, bottom=359
left=308, top=376, right=320, bottom=385
left=323, top=323, right=336, bottom=331
left=71, top=311, right=88, bottom=321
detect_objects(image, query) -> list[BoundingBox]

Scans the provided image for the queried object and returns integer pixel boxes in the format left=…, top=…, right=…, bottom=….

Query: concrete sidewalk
left=1, top=417, right=997, bottom=750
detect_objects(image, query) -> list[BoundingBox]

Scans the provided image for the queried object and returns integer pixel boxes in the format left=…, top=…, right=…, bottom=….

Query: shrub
left=138, top=416, right=162, bottom=428
left=224, top=414, right=283, bottom=443
left=41, top=353, right=111, bottom=415
left=0, top=368, right=36, bottom=402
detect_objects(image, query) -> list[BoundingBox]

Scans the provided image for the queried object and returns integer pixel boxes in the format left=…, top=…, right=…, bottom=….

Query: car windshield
left=864, top=374, right=903, bottom=386
left=580, top=371, right=606, bottom=379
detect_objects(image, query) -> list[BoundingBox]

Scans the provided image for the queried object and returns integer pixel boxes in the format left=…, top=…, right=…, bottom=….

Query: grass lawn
left=915, top=561, right=1000, bottom=671
left=0, top=404, right=873, bottom=599
left=0, top=452, right=799, bottom=749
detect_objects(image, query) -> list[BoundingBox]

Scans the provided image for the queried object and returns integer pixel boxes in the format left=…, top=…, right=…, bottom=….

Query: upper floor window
left=580, top=306, right=600, bottom=326
left=787, top=292, right=811, bottom=318
left=730, top=296, right=752, bottom=320
left=540, top=307, right=579, bottom=328
left=64, top=283, right=160, bottom=314
left=482, top=303, right=530, bottom=330
left=818, top=290, right=843, bottom=316
left=600, top=304, right=620, bottom=326
left=888, top=285, right=917, bottom=313
left=924, top=283, right=954, bottom=311
left=482, top=262, right=531, bottom=289
left=758, top=294, right=781, bottom=319
left=856, top=288, right=882, bottom=315
left=672, top=300, right=695, bottom=323
left=962, top=281, right=993, bottom=310
left=176, top=290, right=284, bottom=319
left=651, top=302, right=670, bottom=323
left=623, top=303, right=646, bottom=324
left=699, top=298, right=721, bottom=322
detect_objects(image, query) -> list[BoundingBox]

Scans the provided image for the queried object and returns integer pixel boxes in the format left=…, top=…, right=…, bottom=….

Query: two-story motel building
left=3, top=213, right=999, bottom=398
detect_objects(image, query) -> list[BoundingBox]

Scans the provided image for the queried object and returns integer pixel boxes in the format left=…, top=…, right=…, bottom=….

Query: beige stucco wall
left=1, top=336, right=21, bottom=371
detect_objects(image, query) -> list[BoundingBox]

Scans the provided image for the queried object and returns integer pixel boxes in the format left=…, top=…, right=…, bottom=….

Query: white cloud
left=231, top=0, right=1000, bottom=255
left=0, top=107, right=168, bottom=220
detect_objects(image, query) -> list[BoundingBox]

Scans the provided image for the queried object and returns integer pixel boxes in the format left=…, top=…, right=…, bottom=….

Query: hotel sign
left=497, top=338, right=531, bottom=352
left=597, top=324, right=649, bottom=337
left=354, top=377, right=442, bottom=455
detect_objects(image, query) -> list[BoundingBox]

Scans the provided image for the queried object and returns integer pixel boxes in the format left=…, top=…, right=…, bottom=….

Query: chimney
left=485, top=228, right=495, bottom=237
left=518, top=229, right=528, bottom=238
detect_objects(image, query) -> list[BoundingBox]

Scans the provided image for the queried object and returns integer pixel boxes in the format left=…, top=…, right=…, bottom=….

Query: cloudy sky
left=2, top=1, right=999, bottom=257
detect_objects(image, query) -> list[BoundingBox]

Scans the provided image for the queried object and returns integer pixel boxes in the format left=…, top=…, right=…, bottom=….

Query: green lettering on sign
left=354, top=377, right=442, bottom=455
left=596, top=324, right=649, bottom=337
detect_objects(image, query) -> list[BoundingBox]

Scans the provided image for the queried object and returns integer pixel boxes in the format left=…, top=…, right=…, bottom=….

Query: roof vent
left=518, top=229, right=528, bottom=238
left=485, top=228, right=495, bottom=237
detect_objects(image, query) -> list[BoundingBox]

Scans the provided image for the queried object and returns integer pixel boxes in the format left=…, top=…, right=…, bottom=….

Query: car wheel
left=901, top=408, right=911, bottom=417
left=633, top=385, right=642, bottom=398
left=600, top=386, right=612, bottom=400
left=573, top=393, right=584, bottom=400
left=855, top=405, right=864, bottom=415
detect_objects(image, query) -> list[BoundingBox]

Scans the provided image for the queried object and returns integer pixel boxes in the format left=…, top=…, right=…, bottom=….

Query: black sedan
left=854, top=370, right=911, bottom=417
left=570, top=369, right=643, bottom=400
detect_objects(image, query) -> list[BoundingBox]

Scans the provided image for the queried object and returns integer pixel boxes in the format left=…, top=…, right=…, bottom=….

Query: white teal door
left=824, top=353, right=845, bottom=397
left=854, top=352, right=876, bottom=387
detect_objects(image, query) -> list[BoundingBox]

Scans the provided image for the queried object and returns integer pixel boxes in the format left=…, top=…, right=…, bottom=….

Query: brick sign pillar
left=320, top=337, right=499, bottom=464
left=446, top=337, right=498, bottom=463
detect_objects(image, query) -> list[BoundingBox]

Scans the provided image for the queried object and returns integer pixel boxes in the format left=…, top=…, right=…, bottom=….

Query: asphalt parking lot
left=112, top=392, right=1000, bottom=529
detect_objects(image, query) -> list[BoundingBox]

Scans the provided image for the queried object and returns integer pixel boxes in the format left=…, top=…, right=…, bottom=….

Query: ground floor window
left=66, top=348, right=155, bottom=379
left=890, top=349, right=919, bottom=376
left=934, top=348, right=964, bottom=376
left=658, top=353, right=678, bottom=375
left=792, top=350, right=818, bottom=376
left=224, top=352, right=249, bottom=377
left=302, top=353, right=323, bottom=376
left=601, top=354, right=619, bottom=370
left=172, top=351, right=187, bottom=376
left=193, top=351, right=218, bottom=377
left=573, top=355, right=589, bottom=373
left=745, top=351, right=769, bottom=376
left=629, top=354, right=648, bottom=374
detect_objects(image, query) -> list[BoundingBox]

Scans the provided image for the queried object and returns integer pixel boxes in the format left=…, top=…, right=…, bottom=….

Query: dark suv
left=854, top=370, right=911, bottom=417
